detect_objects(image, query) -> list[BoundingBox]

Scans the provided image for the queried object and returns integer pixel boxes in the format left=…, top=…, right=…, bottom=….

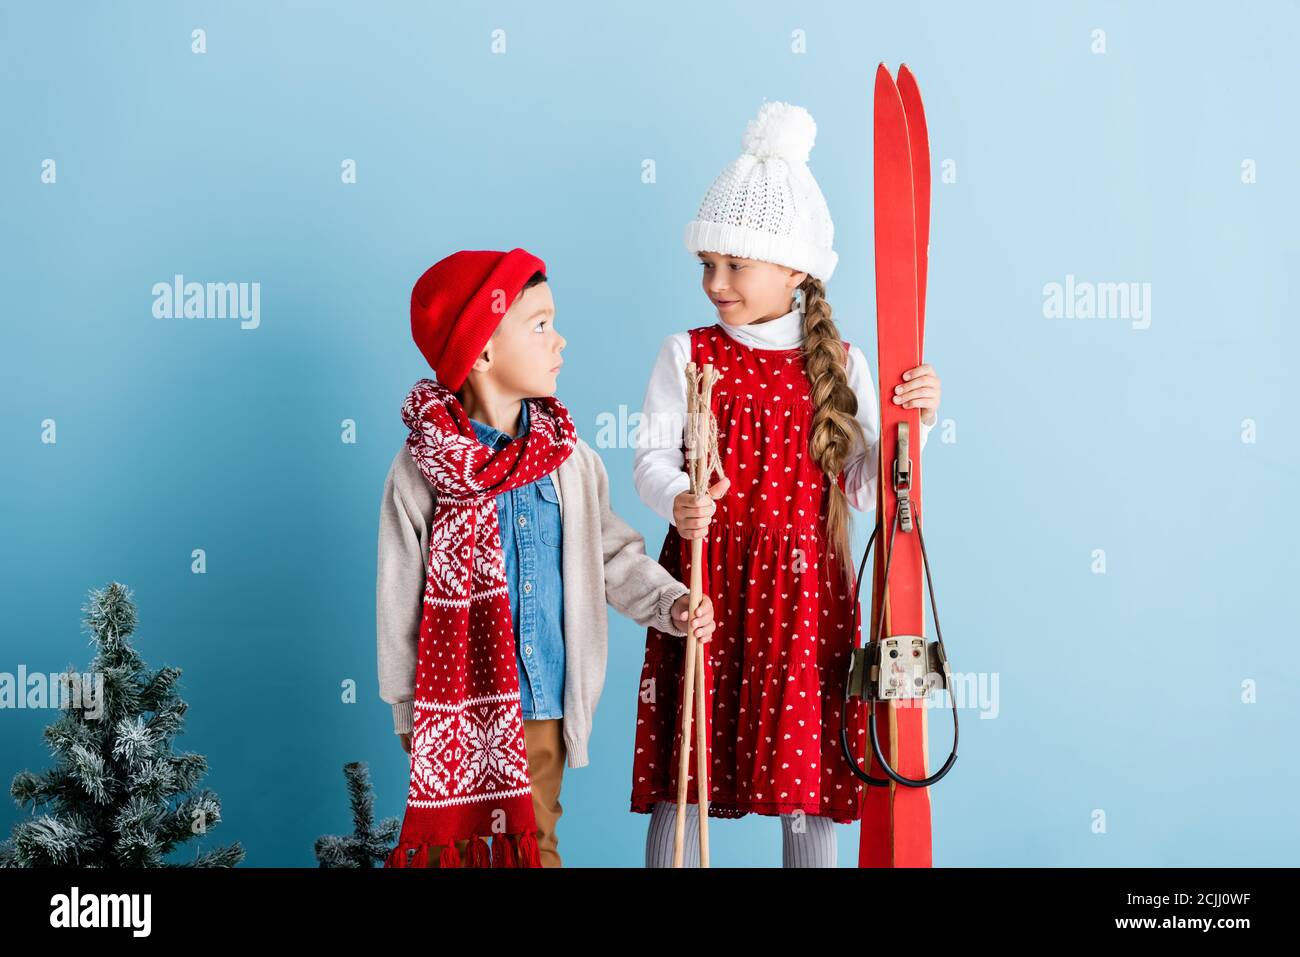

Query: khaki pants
left=433, top=718, right=565, bottom=868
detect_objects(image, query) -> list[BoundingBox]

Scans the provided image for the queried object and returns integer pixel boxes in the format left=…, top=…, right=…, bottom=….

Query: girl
left=630, top=101, right=943, bottom=867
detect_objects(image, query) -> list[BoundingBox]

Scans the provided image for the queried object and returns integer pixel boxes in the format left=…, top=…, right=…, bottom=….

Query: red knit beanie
left=410, top=247, right=547, bottom=391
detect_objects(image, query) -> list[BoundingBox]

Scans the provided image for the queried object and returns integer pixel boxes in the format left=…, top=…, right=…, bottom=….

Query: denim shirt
left=469, top=400, right=565, bottom=720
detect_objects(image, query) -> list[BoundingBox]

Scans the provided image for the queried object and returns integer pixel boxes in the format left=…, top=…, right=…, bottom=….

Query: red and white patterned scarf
left=385, top=378, right=577, bottom=868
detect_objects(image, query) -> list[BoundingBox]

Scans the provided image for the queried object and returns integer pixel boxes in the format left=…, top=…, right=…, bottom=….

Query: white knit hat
left=683, top=100, right=838, bottom=282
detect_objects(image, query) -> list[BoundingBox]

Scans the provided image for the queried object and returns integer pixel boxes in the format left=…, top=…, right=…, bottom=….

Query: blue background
left=2, top=0, right=1296, bottom=867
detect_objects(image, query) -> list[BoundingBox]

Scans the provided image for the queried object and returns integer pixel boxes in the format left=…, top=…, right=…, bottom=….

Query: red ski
left=857, top=62, right=933, bottom=869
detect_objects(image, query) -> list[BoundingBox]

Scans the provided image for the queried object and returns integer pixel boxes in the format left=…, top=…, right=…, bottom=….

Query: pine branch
left=345, top=762, right=376, bottom=836
left=167, top=752, right=208, bottom=792
left=92, top=663, right=144, bottom=727
left=65, top=743, right=117, bottom=805
left=316, top=762, right=399, bottom=867
left=8, top=815, right=99, bottom=867
left=126, top=759, right=179, bottom=804
left=154, top=790, right=225, bottom=854
left=170, top=842, right=244, bottom=868
left=143, top=700, right=187, bottom=743
left=154, top=804, right=201, bottom=853
left=112, top=828, right=164, bottom=868
left=138, top=666, right=182, bottom=713
left=41, top=704, right=96, bottom=755
left=11, top=768, right=61, bottom=809
left=314, top=835, right=359, bottom=868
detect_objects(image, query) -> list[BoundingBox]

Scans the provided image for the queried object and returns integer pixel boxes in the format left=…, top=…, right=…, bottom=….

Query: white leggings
left=645, top=800, right=837, bottom=868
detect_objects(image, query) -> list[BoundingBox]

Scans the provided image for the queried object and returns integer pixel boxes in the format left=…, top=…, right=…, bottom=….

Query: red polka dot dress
left=629, top=323, right=868, bottom=822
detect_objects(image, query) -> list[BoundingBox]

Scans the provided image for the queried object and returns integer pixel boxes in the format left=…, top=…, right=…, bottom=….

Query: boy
left=377, top=247, right=716, bottom=867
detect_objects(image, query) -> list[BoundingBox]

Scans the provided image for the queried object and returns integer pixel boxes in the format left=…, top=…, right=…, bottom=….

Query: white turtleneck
left=632, top=304, right=933, bottom=524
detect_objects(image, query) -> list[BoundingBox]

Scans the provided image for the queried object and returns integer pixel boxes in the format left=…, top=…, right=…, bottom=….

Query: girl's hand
left=894, top=363, right=941, bottom=426
left=670, top=593, right=715, bottom=643
left=672, top=476, right=730, bottom=540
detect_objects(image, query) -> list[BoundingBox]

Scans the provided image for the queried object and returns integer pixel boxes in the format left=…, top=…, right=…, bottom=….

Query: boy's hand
left=670, top=593, right=715, bottom=643
left=672, top=476, right=730, bottom=540
left=399, top=733, right=411, bottom=754
left=893, top=363, right=941, bottom=426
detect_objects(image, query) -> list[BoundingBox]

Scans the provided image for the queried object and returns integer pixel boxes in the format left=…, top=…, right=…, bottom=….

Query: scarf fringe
left=383, top=833, right=542, bottom=869
left=517, top=832, right=542, bottom=867
left=467, top=834, right=492, bottom=867
left=492, top=833, right=515, bottom=867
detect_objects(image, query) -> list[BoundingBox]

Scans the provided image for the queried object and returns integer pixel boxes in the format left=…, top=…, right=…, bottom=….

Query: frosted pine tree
left=315, top=762, right=399, bottom=867
left=0, top=582, right=244, bottom=867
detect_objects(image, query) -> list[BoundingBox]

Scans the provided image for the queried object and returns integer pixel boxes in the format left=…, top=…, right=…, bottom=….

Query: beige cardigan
left=376, top=436, right=690, bottom=769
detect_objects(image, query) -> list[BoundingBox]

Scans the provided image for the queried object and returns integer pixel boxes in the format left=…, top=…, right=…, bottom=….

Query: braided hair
left=797, top=276, right=867, bottom=589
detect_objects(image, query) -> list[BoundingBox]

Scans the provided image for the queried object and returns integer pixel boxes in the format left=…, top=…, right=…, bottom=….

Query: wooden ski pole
left=674, top=362, right=702, bottom=867
left=694, top=364, right=720, bottom=866
left=694, top=621, right=710, bottom=867
left=674, top=361, right=719, bottom=867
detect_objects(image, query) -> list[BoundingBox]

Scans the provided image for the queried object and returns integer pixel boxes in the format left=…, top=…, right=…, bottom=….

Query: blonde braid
left=798, top=276, right=867, bottom=588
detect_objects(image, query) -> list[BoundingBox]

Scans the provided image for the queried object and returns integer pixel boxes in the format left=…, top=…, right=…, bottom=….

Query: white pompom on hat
left=684, top=100, right=838, bottom=282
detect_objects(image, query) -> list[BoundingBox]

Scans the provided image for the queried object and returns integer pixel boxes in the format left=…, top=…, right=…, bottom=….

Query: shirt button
left=523, top=581, right=532, bottom=594
left=524, top=645, right=533, bottom=656
left=518, top=515, right=527, bottom=527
